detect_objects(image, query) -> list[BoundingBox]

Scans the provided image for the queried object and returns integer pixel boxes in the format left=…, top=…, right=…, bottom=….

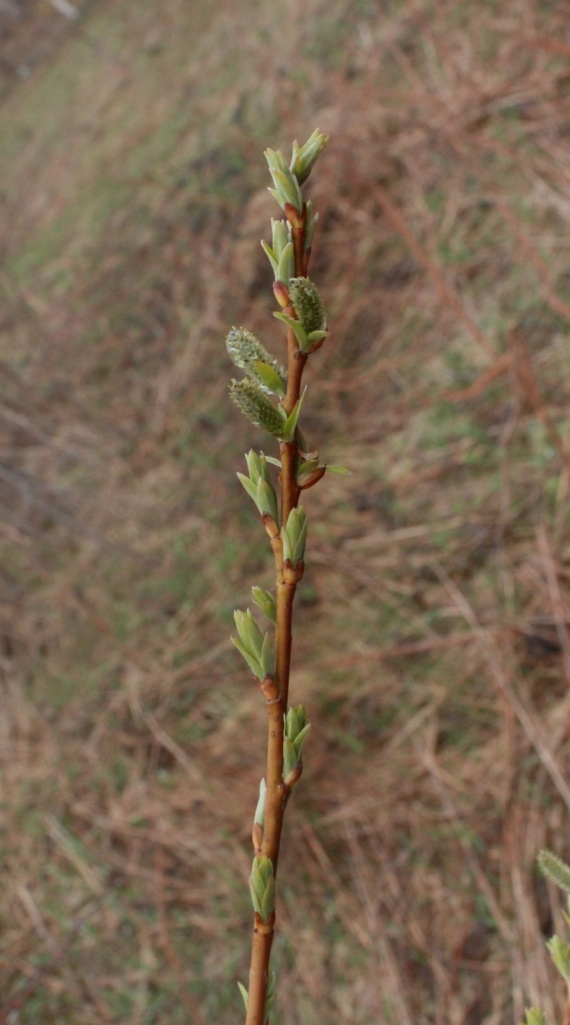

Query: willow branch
left=228, top=129, right=330, bottom=1025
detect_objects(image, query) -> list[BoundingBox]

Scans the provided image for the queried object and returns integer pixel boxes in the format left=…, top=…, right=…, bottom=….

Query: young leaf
left=259, top=632, right=275, bottom=678
left=256, top=477, right=279, bottom=524
left=286, top=704, right=307, bottom=741
left=304, top=199, right=318, bottom=250
left=283, top=737, right=297, bottom=779
left=277, top=241, right=295, bottom=283
left=251, top=586, right=277, bottom=623
left=237, top=472, right=260, bottom=506
left=264, top=154, right=303, bottom=214
left=273, top=310, right=308, bottom=350
left=260, top=240, right=279, bottom=278
left=292, top=723, right=311, bottom=759
left=231, top=634, right=262, bottom=679
left=254, top=778, right=267, bottom=827
left=254, top=360, right=286, bottom=397
left=238, top=983, right=249, bottom=1012
left=289, top=128, right=329, bottom=185
left=281, top=388, right=307, bottom=443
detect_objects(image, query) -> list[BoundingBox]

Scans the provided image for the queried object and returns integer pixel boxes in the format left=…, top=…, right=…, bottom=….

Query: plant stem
left=244, top=912, right=275, bottom=1025
left=244, top=215, right=309, bottom=1025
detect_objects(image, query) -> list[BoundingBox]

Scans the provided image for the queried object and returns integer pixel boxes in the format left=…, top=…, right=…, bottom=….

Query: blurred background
left=2, top=1, right=570, bottom=1022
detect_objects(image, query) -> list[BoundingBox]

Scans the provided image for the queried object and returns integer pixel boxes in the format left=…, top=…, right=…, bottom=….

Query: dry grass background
left=2, top=0, right=570, bottom=1022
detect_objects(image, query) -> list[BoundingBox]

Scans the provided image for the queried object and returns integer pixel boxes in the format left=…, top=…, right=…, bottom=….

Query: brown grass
left=2, top=0, right=570, bottom=1022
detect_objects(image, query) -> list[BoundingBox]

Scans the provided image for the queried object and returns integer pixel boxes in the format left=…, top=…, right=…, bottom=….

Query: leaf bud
left=273, top=280, right=291, bottom=309
left=283, top=737, right=297, bottom=780
left=265, top=147, right=303, bottom=214
left=255, top=477, right=279, bottom=525
left=298, top=465, right=326, bottom=490
left=290, top=128, right=329, bottom=186
left=249, top=855, right=275, bottom=922
left=254, top=778, right=267, bottom=827
left=231, top=609, right=274, bottom=681
left=282, top=506, right=307, bottom=565
left=285, top=704, right=307, bottom=741
left=251, top=586, right=277, bottom=623
left=261, top=219, right=291, bottom=278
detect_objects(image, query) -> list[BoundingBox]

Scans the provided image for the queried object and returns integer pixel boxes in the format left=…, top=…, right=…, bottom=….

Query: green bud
left=237, top=608, right=263, bottom=654
left=264, top=147, right=290, bottom=177
left=265, top=147, right=303, bottom=214
left=251, top=586, right=276, bottom=623
left=272, top=217, right=289, bottom=255
left=231, top=609, right=273, bottom=681
left=290, top=129, right=329, bottom=186
left=273, top=309, right=309, bottom=350
left=255, top=477, right=279, bottom=524
left=244, top=451, right=272, bottom=487
left=245, top=449, right=263, bottom=481
left=249, top=855, right=275, bottom=922
left=282, top=506, right=307, bottom=564
left=285, top=705, right=311, bottom=768
left=229, top=378, right=286, bottom=438
left=538, top=849, right=570, bottom=893
left=261, top=219, right=291, bottom=278
left=289, top=277, right=326, bottom=335
left=226, top=327, right=286, bottom=395
left=237, top=452, right=280, bottom=524
left=286, top=704, right=307, bottom=741
left=254, top=778, right=267, bottom=827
